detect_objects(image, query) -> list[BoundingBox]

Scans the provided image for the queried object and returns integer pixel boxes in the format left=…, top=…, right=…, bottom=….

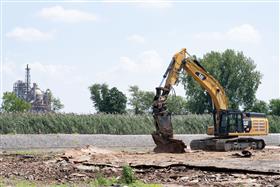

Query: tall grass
left=0, top=113, right=279, bottom=134
left=267, top=115, right=280, bottom=133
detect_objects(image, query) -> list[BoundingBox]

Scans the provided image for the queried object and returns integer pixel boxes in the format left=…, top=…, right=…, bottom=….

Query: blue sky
left=1, top=1, right=279, bottom=113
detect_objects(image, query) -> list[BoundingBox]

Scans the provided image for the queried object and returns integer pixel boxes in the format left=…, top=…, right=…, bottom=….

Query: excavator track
left=190, top=137, right=265, bottom=151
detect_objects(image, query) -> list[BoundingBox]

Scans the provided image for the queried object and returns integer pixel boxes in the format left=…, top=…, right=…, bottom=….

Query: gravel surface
left=0, top=134, right=279, bottom=150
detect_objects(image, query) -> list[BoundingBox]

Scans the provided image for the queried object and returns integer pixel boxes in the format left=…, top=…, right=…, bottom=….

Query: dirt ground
left=0, top=146, right=280, bottom=186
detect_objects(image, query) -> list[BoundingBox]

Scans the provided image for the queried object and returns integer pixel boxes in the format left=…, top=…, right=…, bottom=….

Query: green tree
left=269, top=99, right=280, bottom=116
left=47, top=89, right=64, bottom=112
left=1, top=92, right=31, bottom=112
left=89, top=83, right=127, bottom=113
left=181, top=49, right=262, bottom=113
left=251, top=100, right=269, bottom=114
left=166, top=95, right=188, bottom=114
left=51, top=97, right=64, bottom=112
left=128, top=85, right=154, bottom=114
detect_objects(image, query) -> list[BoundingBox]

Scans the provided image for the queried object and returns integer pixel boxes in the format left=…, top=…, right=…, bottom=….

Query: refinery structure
left=13, top=64, right=51, bottom=112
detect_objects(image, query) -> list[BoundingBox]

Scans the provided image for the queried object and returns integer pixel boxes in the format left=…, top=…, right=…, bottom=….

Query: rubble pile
left=0, top=146, right=279, bottom=186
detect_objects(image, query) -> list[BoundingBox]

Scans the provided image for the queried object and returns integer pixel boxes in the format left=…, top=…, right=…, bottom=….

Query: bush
left=121, top=165, right=135, bottom=184
left=268, top=115, right=280, bottom=133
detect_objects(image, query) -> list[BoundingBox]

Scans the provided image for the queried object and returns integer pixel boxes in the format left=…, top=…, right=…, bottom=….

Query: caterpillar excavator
left=152, top=48, right=269, bottom=153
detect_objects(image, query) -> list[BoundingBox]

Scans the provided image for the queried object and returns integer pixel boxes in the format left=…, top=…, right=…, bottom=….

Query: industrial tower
left=13, top=64, right=52, bottom=112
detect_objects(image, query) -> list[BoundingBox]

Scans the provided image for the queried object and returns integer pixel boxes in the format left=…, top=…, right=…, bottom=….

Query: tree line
left=89, top=83, right=280, bottom=116
left=1, top=49, right=280, bottom=115
left=89, top=84, right=189, bottom=115
left=89, top=49, right=280, bottom=116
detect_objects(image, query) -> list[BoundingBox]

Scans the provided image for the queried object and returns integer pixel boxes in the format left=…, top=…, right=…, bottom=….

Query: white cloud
left=226, top=24, right=261, bottom=43
left=138, top=50, right=163, bottom=71
left=2, top=60, right=23, bottom=82
left=95, top=50, right=165, bottom=93
left=6, top=27, right=54, bottom=42
left=39, top=6, right=97, bottom=23
left=194, top=24, right=261, bottom=44
left=3, top=61, right=80, bottom=85
left=118, top=50, right=163, bottom=73
left=96, top=50, right=164, bottom=80
left=127, top=34, right=146, bottom=44
left=119, top=56, right=138, bottom=72
left=194, top=32, right=224, bottom=41
left=28, top=63, right=75, bottom=78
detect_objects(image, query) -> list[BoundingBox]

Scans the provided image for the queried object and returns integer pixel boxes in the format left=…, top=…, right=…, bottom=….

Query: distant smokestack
left=25, top=64, right=31, bottom=97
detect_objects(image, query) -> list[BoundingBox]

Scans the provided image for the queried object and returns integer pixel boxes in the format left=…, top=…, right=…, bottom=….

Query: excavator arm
left=163, top=49, right=228, bottom=106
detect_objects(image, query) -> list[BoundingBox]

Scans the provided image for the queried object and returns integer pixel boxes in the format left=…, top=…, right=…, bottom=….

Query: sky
left=1, top=0, right=279, bottom=113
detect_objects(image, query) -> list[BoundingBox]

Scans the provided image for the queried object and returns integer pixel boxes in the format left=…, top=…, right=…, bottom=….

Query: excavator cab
left=208, top=110, right=268, bottom=136
left=218, top=110, right=244, bottom=136
left=207, top=110, right=243, bottom=136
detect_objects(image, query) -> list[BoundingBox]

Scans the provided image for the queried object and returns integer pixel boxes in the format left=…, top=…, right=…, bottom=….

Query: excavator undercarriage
left=190, top=137, right=265, bottom=151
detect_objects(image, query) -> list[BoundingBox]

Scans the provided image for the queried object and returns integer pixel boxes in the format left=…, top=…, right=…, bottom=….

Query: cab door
left=219, top=111, right=244, bottom=136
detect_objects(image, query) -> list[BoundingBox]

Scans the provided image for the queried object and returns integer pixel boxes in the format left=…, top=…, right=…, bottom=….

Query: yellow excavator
left=152, top=48, right=269, bottom=153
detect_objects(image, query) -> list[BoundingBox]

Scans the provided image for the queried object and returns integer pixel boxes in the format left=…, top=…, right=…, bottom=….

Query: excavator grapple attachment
left=152, top=132, right=186, bottom=153
left=152, top=98, right=187, bottom=153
